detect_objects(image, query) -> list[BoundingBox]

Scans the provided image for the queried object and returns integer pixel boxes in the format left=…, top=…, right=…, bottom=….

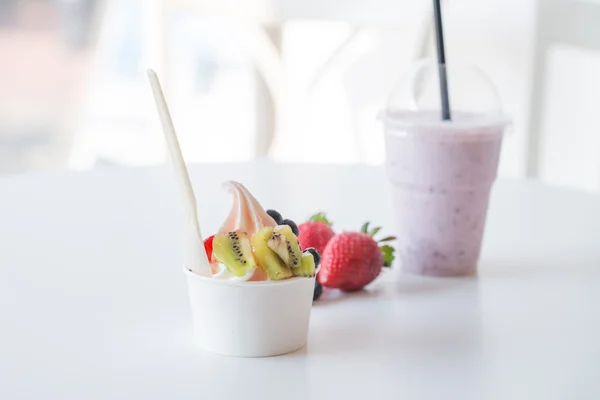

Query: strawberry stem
left=368, top=226, right=382, bottom=237
left=360, top=222, right=370, bottom=234
left=309, top=212, right=333, bottom=226
left=378, top=236, right=397, bottom=243
left=381, top=245, right=395, bottom=267
left=360, top=221, right=396, bottom=267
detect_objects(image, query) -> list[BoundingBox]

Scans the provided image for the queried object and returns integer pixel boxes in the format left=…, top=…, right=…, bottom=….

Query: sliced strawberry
left=203, top=235, right=215, bottom=262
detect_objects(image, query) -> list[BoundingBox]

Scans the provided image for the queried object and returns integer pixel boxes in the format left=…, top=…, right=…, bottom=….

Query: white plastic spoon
left=147, top=69, right=212, bottom=276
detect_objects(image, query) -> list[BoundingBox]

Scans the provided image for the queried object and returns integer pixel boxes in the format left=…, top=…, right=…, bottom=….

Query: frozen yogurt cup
left=146, top=71, right=317, bottom=356
left=184, top=181, right=319, bottom=356
left=184, top=268, right=315, bottom=357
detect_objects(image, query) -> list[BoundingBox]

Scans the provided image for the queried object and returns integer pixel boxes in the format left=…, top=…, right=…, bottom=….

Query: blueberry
left=313, top=280, right=323, bottom=301
left=305, top=247, right=321, bottom=266
left=282, top=219, right=299, bottom=236
left=266, top=209, right=284, bottom=225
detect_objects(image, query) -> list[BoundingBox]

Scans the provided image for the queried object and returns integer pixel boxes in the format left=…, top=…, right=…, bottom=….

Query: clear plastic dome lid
left=381, top=60, right=510, bottom=130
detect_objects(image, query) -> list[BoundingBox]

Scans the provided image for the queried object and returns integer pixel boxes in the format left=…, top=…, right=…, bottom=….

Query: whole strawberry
left=319, top=223, right=395, bottom=291
left=298, top=212, right=335, bottom=254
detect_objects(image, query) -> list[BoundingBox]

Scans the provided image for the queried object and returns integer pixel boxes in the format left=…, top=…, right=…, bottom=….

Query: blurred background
left=1, top=0, right=599, bottom=191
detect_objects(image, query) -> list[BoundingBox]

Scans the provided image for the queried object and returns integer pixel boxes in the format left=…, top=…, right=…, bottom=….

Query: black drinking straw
left=433, top=0, right=451, bottom=120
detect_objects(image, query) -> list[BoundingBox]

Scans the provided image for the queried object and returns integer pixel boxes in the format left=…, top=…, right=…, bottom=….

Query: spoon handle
left=147, top=69, right=211, bottom=276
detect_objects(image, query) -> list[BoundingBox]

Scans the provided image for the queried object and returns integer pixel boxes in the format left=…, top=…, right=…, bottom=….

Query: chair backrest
left=538, top=0, right=600, bottom=53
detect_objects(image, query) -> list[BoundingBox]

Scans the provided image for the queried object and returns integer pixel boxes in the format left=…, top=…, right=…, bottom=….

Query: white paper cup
left=183, top=268, right=315, bottom=357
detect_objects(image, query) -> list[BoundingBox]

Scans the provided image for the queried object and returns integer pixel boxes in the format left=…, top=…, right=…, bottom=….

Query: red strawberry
left=298, top=212, right=335, bottom=254
left=203, top=235, right=215, bottom=262
left=318, top=223, right=395, bottom=291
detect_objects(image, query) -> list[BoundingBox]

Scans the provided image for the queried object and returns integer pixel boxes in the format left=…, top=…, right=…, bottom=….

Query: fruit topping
left=266, top=209, right=284, bottom=225
left=251, top=227, right=293, bottom=281
left=293, top=250, right=318, bottom=278
left=304, top=247, right=321, bottom=268
left=282, top=219, right=299, bottom=236
left=212, top=231, right=257, bottom=277
left=313, top=280, right=323, bottom=301
left=204, top=235, right=215, bottom=262
left=267, top=224, right=303, bottom=269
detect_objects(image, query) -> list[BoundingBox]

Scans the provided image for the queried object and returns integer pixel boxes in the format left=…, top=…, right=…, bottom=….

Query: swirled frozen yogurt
left=204, top=181, right=320, bottom=282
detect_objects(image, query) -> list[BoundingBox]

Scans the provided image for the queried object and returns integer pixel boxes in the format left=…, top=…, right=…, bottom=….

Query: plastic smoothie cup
left=380, top=62, right=510, bottom=276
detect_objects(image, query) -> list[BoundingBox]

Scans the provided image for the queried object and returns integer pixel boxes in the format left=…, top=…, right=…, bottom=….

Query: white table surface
left=1, top=162, right=599, bottom=399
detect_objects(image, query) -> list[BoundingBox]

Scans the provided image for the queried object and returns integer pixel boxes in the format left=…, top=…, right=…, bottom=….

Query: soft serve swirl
left=207, top=181, right=319, bottom=282
left=211, top=181, right=276, bottom=281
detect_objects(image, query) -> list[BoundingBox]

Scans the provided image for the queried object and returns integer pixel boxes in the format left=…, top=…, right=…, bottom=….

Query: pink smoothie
left=383, top=111, right=507, bottom=276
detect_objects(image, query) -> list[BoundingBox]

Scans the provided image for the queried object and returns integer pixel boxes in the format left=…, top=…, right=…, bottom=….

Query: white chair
left=70, top=0, right=432, bottom=167
left=526, top=0, right=600, bottom=185
left=299, top=3, right=435, bottom=163
left=70, top=0, right=284, bottom=167
left=160, top=0, right=429, bottom=162
left=69, top=0, right=163, bottom=168
left=158, top=0, right=287, bottom=159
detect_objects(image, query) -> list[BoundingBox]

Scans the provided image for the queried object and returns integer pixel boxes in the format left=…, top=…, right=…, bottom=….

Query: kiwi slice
left=293, top=251, right=317, bottom=277
left=212, top=231, right=256, bottom=277
left=267, top=225, right=303, bottom=269
left=251, top=227, right=293, bottom=281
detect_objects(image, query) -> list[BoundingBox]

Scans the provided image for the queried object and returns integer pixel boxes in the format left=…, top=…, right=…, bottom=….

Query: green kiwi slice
left=251, top=227, right=293, bottom=281
left=293, top=251, right=317, bottom=277
left=267, top=225, right=303, bottom=269
left=212, top=231, right=256, bottom=277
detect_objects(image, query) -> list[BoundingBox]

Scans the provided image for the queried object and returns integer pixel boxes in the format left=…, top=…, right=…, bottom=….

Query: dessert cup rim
left=183, top=266, right=313, bottom=287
